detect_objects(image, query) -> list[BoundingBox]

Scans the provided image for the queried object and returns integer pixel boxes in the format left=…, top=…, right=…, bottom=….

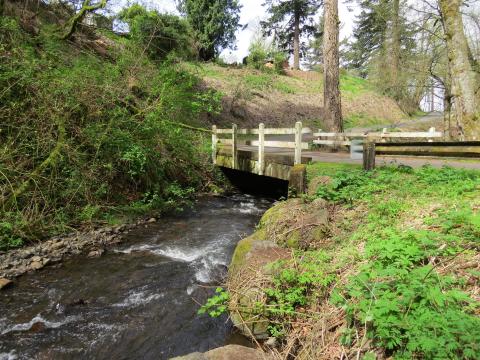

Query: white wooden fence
left=313, top=127, right=442, bottom=146
left=212, top=124, right=445, bottom=173
left=212, top=122, right=310, bottom=174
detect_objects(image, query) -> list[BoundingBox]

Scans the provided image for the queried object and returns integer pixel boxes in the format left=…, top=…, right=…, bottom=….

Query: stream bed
left=0, top=194, right=271, bottom=360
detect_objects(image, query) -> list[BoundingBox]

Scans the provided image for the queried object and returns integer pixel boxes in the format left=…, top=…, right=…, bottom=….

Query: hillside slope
left=0, top=6, right=220, bottom=248
left=188, top=63, right=408, bottom=129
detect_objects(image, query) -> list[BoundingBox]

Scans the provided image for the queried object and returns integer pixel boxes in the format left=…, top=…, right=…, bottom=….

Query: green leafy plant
left=198, top=287, right=230, bottom=317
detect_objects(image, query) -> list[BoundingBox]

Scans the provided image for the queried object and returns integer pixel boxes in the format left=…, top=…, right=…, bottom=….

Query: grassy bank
left=0, top=16, right=222, bottom=250
left=190, top=63, right=408, bottom=129
left=214, top=164, right=480, bottom=359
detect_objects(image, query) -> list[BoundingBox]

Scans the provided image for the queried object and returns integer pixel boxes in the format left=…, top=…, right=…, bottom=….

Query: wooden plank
left=375, top=141, right=480, bottom=147
left=376, top=145, right=480, bottom=157
left=363, top=142, right=376, bottom=171
left=232, top=124, right=238, bottom=169
left=313, top=140, right=351, bottom=146
left=313, top=131, right=442, bottom=139
left=217, top=127, right=312, bottom=135
left=216, top=129, right=233, bottom=134
left=313, top=132, right=365, bottom=137
left=264, top=127, right=312, bottom=135
left=254, top=140, right=309, bottom=149
left=212, top=125, right=217, bottom=165
left=258, top=123, right=265, bottom=175
left=378, top=132, right=443, bottom=138
left=294, top=121, right=302, bottom=165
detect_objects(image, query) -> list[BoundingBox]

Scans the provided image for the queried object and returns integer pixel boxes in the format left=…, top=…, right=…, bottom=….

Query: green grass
left=308, top=164, right=480, bottom=358
left=340, top=74, right=372, bottom=95
left=222, top=163, right=480, bottom=358
left=243, top=73, right=273, bottom=89
left=344, top=113, right=387, bottom=128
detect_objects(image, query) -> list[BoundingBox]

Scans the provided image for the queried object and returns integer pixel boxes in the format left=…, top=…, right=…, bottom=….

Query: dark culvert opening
left=220, top=168, right=289, bottom=199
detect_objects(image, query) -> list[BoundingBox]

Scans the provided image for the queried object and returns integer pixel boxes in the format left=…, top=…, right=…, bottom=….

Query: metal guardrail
left=363, top=141, right=480, bottom=170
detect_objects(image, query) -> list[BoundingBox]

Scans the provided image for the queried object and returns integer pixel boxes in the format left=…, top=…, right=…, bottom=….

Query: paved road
left=236, top=145, right=480, bottom=170
left=349, top=112, right=445, bottom=133
left=305, top=151, right=480, bottom=170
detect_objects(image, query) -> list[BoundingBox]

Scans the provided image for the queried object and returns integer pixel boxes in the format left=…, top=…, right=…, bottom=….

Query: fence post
left=211, top=125, right=217, bottom=165
left=428, top=127, right=435, bottom=142
left=232, top=124, right=238, bottom=170
left=363, top=140, right=376, bottom=171
left=294, top=121, right=302, bottom=165
left=381, top=128, right=387, bottom=143
left=258, top=123, right=265, bottom=175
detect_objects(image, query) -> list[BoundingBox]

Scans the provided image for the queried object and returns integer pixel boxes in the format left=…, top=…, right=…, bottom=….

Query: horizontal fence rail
left=363, top=141, right=480, bottom=170
left=313, top=127, right=442, bottom=146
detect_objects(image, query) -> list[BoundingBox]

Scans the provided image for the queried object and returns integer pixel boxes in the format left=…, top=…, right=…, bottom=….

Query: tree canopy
left=177, top=0, right=242, bottom=60
left=261, top=0, right=322, bottom=69
left=119, top=4, right=194, bottom=60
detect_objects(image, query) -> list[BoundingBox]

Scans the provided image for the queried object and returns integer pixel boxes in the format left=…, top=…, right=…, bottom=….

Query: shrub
left=119, top=4, right=195, bottom=60
left=246, top=39, right=287, bottom=74
left=0, top=16, right=221, bottom=249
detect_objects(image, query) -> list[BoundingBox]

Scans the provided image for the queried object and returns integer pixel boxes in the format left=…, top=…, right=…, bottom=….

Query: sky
left=116, top=0, right=359, bottom=63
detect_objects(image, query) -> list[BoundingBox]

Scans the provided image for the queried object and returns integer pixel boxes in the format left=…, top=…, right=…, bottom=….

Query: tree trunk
left=293, top=7, right=300, bottom=70
left=323, top=0, right=343, bottom=132
left=439, top=0, right=479, bottom=139
left=430, top=83, right=435, bottom=112
left=390, top=0, right=401, bottom=98
left=62, top=0, right=107, bottom=40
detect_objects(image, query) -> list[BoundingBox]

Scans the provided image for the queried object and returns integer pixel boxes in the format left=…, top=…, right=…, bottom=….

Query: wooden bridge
left=211, top=122, right=480, bottom=192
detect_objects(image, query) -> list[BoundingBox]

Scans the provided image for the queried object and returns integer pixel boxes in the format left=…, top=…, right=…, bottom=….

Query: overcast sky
left=115, top=0, right=358, bottom=63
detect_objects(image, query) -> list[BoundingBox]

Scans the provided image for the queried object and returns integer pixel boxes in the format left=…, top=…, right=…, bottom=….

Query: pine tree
left=261, top=0, right=322, bottom=70
left=305, top=15, right=324, bottom=70
left=177, top=0, right=242, bottom=61
left=343, top=0, right=389, bottom=74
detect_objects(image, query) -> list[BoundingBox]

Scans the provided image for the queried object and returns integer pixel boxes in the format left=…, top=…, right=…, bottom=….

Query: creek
left=0, top=194, right=272, bottom=360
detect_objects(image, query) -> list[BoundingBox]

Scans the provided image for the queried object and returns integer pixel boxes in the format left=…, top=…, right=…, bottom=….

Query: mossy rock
left=229, top=288, right=270, bottom=340
left=229, top=228, right=267, bottom=273
left=285, top=229, right=301, bottom=248
left=257, top=198, right=330, bottom=249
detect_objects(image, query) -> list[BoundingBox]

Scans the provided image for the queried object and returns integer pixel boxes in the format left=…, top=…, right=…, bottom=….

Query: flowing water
left=0, top=194, right=271, bottom=360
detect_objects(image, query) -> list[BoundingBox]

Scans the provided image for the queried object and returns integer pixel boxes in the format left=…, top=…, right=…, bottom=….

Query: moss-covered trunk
left=439, top=0, right=479, bottom=139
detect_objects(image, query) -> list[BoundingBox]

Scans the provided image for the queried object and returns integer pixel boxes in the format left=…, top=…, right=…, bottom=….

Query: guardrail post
left=294, top=121, right=302, bottom=165
left=258, top=123, right=265, bottom=175
left=363, top=140, right=376, bottom=171
left=211, top=125, right=217, bottom=165
left=232, top=124, right=238, bottom=170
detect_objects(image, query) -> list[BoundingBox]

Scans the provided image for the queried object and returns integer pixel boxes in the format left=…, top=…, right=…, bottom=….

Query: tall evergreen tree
left=344, top=0, right=420, bottom=112
left=343, top=0, right=389, bottom=74
left=177, top=0, right=242, bottom=61
left=261, top=0, right=322, bottom=70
